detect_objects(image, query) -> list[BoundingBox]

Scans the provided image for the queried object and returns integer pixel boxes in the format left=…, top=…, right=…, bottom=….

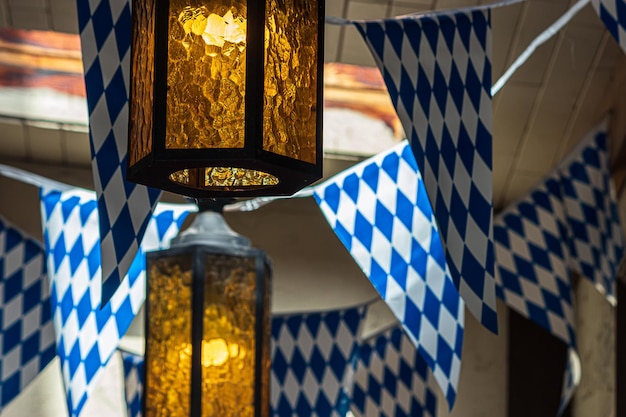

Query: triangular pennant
left=354, top=9, right=497, bottom=333
left=77, top=0, right=162, bottom=306
left=39, top=188, right=192, bottom=416
left=314, top=141, right=464, bottom=408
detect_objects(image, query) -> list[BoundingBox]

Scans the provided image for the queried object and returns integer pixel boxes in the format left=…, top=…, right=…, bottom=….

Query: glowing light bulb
left=202, top=338, right=230, bottom=367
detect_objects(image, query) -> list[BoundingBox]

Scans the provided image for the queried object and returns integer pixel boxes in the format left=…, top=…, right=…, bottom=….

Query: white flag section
left=494, top=120, right=623, bottom=412
left=39, top=188, right=192, bottom=417
left=76, top=0, right=162, bottom=306
left=353, top=8, right=497, bottom=333
left=314, top=140, right=464, bottom=407
left=0, top=217, right=55, bottom=411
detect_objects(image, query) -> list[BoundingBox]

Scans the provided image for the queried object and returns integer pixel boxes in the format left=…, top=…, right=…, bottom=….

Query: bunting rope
left=324, top=0, right=525, bottom=25
left=491, top=0, right=592, bottom=95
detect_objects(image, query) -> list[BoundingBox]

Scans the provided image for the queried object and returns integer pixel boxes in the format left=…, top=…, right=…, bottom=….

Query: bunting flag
left=314, top=140, right=464, bottom=407
left=120, top=349, right=144, bottom=417
left=0, top=217, right=55, bottom=410
left=559, top=122, right=624, bottom=303
left=77, top=0, right=162, bottom=306
left=351, top=326, right=437, bottom=417
left=40, top=188, right=192, bottom=417
left=271, top=306, right=365, bottom=417
left=493, top=171, right=579, bottom=409
left=353, top=9, right=496, bottom=333
left=494, top=120, right=623, bottom=411
left=591, top=0, right=626, bottom=54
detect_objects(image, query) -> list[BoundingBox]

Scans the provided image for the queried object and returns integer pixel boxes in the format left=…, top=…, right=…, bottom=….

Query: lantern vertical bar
left=254, top=255, right=268, bottom=417
left=315, top=0, right=325, bottom=172
left=244, top=0, right=267, bottom=155
left=190, top=247, right=205, bottom=417
left=152, top=0, right=170, bottom=155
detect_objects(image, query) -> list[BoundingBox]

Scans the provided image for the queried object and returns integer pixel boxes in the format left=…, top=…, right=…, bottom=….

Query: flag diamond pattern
left=351, top=327, right=437, bottom=417
left=0, top=217, right=55, bottom=410
left=353, top=9, right=496, bottom=333
left=121, top=349, right=144, bottom=417
left=494, top=121, right=623, bottom=412
left=494, top=172, right=576, bottom=348
left=40, top=188, right=191, bottom=417
left=77, top=0, right=162, bottom=306
left=591, top=0, right=626, bottom=54
left=271, top=306, right=365, bottom=417
left=559, top=125, right=624, bottom=303
left=314, top=140, right=464, bottom=407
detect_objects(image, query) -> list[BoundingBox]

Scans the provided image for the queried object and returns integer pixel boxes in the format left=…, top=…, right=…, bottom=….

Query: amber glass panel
left=129, top=0, right=156, bottom=165
left=145, top=254, right=193, bottom=417
left=201, top=254, right=257, bottom=416
left=263, top=0, right=318, bottom=163
left=166, top=0, right=247, bottom=149
left=169, top=167, right=279, bottom=190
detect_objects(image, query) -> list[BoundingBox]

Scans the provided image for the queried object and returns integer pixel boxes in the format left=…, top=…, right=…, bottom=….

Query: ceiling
left=0, top=0, right=625, bottom=211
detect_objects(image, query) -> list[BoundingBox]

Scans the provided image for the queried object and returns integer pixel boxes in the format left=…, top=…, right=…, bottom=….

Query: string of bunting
left=0, top=121, right=623, bottom=415
left=1, top=0, right=625, bottom=413
left=76, top=0, right=626, bottom=326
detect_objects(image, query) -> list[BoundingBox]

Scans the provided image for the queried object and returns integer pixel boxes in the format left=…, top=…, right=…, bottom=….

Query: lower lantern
left=144, top=203, right=271, bottom=417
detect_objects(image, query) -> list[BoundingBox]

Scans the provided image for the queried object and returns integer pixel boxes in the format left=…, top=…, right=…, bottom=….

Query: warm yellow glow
left=166, top=1, right=247, bottom=150
left=179, top=8, right=246, bottom=52
left=178, top=339, right=245, bottom=368
left=145, top=256, right=193, bottom=417
left=203, top=339, right=229, bottom=366
left=168, top=167, right=279, bottom=190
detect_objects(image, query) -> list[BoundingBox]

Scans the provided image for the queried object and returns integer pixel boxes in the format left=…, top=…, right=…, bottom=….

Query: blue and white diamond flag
left=314, top=140, right=464, bottom=408
left=271, top=305, right=365, bottom=417
left=351, top=326, right=437, bottom=417
left=40, top=188, right=192, bottom=417
left=494, top=171, right=580, bottom=411
left=120, top=349, right=144, bottom=417
left=559, top=121, right=624, bottom=304
left=591, top=0, right=626, bottom=54
left=0, top=217, right=55, bottom=411
left=353, top=9, right=496, bottom=333
left=77, top=0, right=162, bottom=306
left=494, top=120, right=623, bottom=412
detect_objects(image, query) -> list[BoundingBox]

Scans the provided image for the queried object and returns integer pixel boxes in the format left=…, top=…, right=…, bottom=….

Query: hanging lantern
left=127, top=0, right=324, bottom=197
left=144, top=200, right=271, bottom=416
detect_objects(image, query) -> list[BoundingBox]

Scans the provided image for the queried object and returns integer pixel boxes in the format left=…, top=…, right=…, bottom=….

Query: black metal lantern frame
left=127, top=0, right=325, bottom=198
left=143, top=208, right=272, bottom=416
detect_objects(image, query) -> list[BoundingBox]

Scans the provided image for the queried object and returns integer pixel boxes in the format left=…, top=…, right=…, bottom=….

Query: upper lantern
left=128, top=0, right=324, bottom=198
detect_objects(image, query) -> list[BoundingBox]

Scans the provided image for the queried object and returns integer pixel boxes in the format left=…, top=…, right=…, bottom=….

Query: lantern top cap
left=172, top=199, right=250, bottom=249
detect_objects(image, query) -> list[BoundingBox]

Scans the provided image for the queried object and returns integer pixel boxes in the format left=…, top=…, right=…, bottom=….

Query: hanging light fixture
left=143, top=199, right=271, bottom=416
left=127, top=0, right=324, bottom=197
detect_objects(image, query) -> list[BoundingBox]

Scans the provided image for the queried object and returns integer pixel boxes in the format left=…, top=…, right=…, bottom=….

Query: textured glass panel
left=129, top=0, right=155, bottom=165
left=169, top=167, right=279, bottom=190
left=145, top=254, right=193, bottom=417
left=166, top=0, right=247, bottom=149
left=201, top=254, right=257, bottom=416
left=263, top=0, right=318, bottom=163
